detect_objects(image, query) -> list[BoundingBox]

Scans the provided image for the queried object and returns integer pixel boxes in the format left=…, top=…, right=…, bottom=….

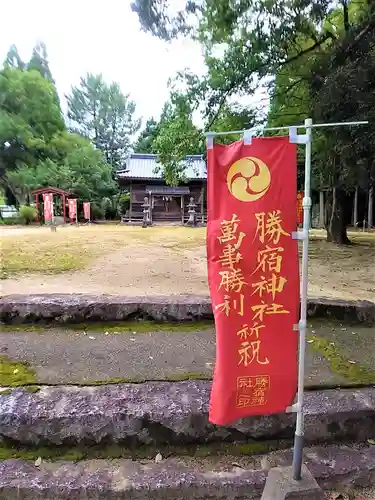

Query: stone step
left=1, top=384, right=375, bottom=447
left=1, top=444, right=375, bottom=499
left=1, top=294, right=374, bottom=325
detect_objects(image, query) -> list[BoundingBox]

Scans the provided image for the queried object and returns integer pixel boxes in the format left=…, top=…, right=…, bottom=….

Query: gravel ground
left=1, top=226, right=374, bottom=301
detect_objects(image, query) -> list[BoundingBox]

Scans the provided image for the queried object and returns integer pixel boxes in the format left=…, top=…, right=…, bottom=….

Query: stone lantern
left=186, top=196, right=197, bottom=227
left=142, top=196, right=150, bottom=228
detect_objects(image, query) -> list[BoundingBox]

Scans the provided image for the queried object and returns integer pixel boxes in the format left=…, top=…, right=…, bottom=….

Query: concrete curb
left=1, top=444, right=375, bottom=499
left=1, top=383, right=375, bottom=446
left=1, top=294, right=375, bottom=325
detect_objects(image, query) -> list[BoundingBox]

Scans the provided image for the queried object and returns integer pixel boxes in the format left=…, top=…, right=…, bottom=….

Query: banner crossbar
left=204, top=120, right=368, bottom=138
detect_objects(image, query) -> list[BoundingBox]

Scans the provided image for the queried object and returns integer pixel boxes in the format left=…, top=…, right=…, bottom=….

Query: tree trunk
left=319, top=191, right=325, bottom=228
left=326, top=187, right=350, bottom=244
left=324, top=191, right=332, bottom=241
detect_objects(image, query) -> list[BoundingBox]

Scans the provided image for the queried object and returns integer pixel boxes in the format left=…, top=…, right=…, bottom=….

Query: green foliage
left=18, top=205, right=36, bottom=225
left=308, top=334, right=375, bottom=385
left=266, top=1, right=374, bottom=242
left=0, top=438, right=285, bottom=462
left=132, top=0, right=338, bottom=127
left=118, top=193, right=130, bottom=215
left=152, top=94, right=203, bottom=185
left=8, top=132, right=116, bottom=204
left=91, top=202, right=105, bottom=220
left=133, top=118, right=160, bottom=153
left=0, top=46, right=119, bottom=214
left=132, top=0, right=373, bottom=244
left=0, top=216, right=19, bottom=225
left=310, top=8, right=375, bottom=187
left=66, top=73, right=141, bottom=169
left=27, top=42, right=54, bottom=82
left=4, top=44, right=24, bottom=69
left=144, top=88, right=258, bottom=183
left=213, top=103, right=258, bottom=144
left=0, top=356, right=37, bottom=387
left=0, top=66, right=65, bottom=203
left=100, top=196, right=122, bottom=219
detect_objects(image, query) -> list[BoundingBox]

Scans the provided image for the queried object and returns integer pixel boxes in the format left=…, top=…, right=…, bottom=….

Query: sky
left=0, top=0, right=207, bottom=124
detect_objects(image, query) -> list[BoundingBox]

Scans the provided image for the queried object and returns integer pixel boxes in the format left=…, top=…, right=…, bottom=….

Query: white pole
left=292, top=117, right=312, bottom=480
left=353, top=187, right=358, bottom=227
left=319, top=191, right=324, bottom=228
left=368, top=186, right=374, bottom=229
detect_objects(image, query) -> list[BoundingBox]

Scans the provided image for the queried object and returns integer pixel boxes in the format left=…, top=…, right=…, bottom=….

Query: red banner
left=297, top=192, right=303, bottom=225
left=68, top=199, right=77, bottom=221
left=43, top=193, right=53, bottom=222
left=207, top=137, right=300, bottom=425
left=83, top=202, right=91, bottom=220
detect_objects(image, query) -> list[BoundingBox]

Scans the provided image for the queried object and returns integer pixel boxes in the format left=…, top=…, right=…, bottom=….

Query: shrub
left=119, top=193, right=130, bottom=216
left=0, top=216, right=20, bottom=225
left=19, top=205, right=37, bottom=225
left=91, top=203, right=105, bottom=220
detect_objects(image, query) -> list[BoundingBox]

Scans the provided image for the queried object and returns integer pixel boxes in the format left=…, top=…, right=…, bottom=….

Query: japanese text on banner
left=207, top=137, right=299, bottom=425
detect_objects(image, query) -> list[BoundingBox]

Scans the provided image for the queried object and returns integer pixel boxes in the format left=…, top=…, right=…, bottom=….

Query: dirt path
left=2, top=242, right=374, bottom=300
left=1, top=227, right=374, bottom=300
left=0, top=244, right=209, bottom=296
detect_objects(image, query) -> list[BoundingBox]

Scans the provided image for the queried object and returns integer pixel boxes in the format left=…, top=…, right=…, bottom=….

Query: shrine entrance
left=147, top=186, right=190, bottom=224
left=32, top=187, right=72, bottom=224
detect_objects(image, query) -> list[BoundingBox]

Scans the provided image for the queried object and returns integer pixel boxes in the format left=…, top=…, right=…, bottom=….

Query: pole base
left=261, top=465, right=324, bottom=500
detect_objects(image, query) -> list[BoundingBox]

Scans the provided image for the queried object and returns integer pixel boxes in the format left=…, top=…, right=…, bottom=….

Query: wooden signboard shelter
left=32, top=187, right=72, bottom=224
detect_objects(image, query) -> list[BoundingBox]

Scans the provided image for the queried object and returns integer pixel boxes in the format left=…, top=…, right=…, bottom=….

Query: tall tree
left=267, top=0, right=373, bottom=243
left=133, top=118, right=160, bottom=153
left=153, top=94, right=203, bottom=185
left=8, top=132, right=116, bottom=204
left=4, top=45, right=24, bottom=69
left=27, top=42, right=54, bottom=82
left=132, top=0, right=337, bottom=126
left=213, top=103, right=258, bottom=144
left=66, top=73, right=141, bottom=169
left=0, top=67, right=65, bottom=203
left=310, top=2, right=375, bottom=243
left=133, top=0, right=373, bottom=244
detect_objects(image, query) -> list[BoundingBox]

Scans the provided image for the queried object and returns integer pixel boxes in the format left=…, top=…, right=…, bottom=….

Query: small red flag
left=83, top=202, right=91, bottom=220
left=43, top=193, right=53, bottom=222
left=68, top=199, right=77, bottom=221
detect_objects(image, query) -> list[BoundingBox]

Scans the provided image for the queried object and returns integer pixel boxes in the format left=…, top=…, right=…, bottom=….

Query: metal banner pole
left=204, top=118, right=368, bottom=484
left=291, top=117, right=312, bottom=480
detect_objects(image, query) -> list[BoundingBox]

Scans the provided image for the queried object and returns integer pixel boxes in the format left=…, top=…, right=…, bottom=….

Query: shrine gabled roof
left=32, top=186, right=71, bottom=196
left=116, top=153, right=207, bottom=180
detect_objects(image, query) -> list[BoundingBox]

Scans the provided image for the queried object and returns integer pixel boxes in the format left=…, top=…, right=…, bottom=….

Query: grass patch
left=86, top=371, right=212, bottom=385
left=0, top=372, right=211, bottom=389
left=0, top=225, right=205, bottom=277
left=0, top=439, right=289, bottom=462
left=0, top=320, right=214, bottom=334
left=67, top=320, right=214, bottom=334
left=0, top=356, right=37, bottom=387
left=0, top=251, right=89, bottom=278
left=307, top=334, right=375, bottom=385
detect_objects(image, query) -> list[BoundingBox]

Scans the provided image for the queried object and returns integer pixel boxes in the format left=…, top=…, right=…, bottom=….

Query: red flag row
left=42, top=195, right=91, bottom=222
